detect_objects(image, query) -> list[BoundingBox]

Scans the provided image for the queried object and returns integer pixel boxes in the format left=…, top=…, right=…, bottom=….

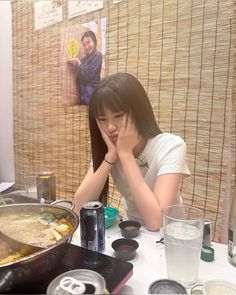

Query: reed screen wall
left=12, top=0, right=235, bottom=241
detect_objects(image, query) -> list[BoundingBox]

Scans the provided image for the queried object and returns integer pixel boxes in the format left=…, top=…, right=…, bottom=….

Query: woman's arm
left=117, top=114, right=183, bottom=231
left=74, top=121, right=117, bottom=214
left=74, top=159, right=113, bottom=214
left=119, top=152, right=182, bottom=230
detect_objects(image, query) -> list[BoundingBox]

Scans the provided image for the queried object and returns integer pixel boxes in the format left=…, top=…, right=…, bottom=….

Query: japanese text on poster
left=34, top=0, right=62, bottom=30
left=68, top=1, right=103, bottom=19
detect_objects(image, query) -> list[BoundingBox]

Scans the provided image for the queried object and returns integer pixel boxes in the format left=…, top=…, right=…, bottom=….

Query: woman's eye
left=115, top=113, right=124, bottom=118
left=97, top=118, right=106, bottom=121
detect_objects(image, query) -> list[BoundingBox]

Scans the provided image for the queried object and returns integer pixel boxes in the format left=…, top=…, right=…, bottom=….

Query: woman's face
left=96, top=108, right=124, bottom=143
left=82, top=36, right=95, bottom=56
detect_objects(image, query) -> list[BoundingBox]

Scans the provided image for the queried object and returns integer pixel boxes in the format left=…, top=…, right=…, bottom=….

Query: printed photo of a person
left=67, top=31, right=102, bottom=105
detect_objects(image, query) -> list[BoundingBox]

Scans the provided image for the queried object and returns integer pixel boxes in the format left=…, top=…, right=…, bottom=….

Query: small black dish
left=119, top=220, right=141, bottom=238
left=111, top=238, right=139, bottom=261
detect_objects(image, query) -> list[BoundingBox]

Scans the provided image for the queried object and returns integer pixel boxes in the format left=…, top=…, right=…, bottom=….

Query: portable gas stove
left=5, top=236, right=133, bottom=294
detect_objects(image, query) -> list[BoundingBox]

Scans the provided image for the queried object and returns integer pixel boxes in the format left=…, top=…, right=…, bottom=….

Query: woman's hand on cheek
left=96, top=120, right=117, bottom=162
left=116, top=114, right=140, bottom=157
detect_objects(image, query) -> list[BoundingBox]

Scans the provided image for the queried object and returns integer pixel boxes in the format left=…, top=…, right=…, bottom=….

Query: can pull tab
left=60, top=276, right=86, bottom=294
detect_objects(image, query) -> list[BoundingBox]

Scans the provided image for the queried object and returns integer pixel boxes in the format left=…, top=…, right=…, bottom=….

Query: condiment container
left=119, top=220, right=141, bottom=238
left=111, top=238, right=139, bottom=261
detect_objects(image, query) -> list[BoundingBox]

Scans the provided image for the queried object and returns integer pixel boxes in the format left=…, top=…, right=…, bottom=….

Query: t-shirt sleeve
left=157, top=136, right=190, bottom=177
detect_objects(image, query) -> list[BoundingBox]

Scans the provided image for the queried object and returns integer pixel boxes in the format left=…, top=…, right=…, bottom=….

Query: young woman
left=68, top=30, right=102, bottom=105
left=74, top=73, right=190, bottom=230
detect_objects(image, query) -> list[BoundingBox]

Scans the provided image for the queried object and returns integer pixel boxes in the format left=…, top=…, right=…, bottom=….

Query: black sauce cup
left=111, top=238, right=139, bottom=261
left=119, top=220, right=141, bottom=238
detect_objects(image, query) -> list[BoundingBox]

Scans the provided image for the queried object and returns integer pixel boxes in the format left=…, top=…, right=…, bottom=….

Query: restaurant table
left=72, top=221, right=236, bottom=294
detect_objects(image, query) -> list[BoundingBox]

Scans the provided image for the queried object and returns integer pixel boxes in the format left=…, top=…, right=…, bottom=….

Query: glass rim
left=161, top=204, right=204, bottom=222
left=24, top=173, right=39, bottom=177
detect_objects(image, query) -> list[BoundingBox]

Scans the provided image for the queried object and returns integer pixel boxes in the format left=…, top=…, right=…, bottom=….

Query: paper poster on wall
left=68, top=1, right=103, bottom=19
left=61, top=19, right=106, bottom=106
left=34, top=0, right=62, bottom=30
left=101, top=18, right=106, bottom=55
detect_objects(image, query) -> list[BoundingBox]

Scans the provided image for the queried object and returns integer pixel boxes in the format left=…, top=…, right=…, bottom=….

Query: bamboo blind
left=12, top=0, right=235, bottom=241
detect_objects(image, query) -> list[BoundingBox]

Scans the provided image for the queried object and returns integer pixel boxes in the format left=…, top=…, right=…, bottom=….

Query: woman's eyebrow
left=113, top=110, right=124, bottom=114
left=97, top=113, right=105, bottom=117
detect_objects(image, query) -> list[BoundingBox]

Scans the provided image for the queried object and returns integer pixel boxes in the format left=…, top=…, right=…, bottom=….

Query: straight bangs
left=90, top=86, right=128, bottom=118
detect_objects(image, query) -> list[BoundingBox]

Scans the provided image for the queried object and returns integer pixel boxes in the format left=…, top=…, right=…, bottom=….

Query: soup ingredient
left=0, top=214, right=72, bottom=248
left=0, top=239, right=37, bottom=266
left=0, top=240, right=15, bottom=261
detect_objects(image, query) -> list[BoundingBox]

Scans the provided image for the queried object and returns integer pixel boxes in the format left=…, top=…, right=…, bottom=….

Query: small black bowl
left=119, top=220, right=141, bottom=238
left=111, top=238, right=139, bottom=261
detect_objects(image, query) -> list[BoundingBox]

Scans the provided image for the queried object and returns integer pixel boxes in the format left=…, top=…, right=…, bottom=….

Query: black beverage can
left=80, top=201, right=105, bottom=252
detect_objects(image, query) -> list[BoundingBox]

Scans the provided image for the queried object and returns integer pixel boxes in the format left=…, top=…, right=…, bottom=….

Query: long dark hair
left=89, top=73, right=162, bottom=204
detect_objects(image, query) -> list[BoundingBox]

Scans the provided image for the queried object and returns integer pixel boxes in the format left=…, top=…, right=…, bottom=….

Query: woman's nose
left=107, top=122, right=116, bottom=133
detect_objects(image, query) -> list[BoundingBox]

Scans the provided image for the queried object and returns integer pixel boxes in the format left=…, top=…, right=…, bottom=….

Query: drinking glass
left=162, top=205, right=204, bottom=287
left=24, top=174, right=38, bottom=198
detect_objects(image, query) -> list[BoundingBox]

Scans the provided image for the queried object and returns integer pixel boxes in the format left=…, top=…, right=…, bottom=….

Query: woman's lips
left=109, top=135, right=118, bottom=142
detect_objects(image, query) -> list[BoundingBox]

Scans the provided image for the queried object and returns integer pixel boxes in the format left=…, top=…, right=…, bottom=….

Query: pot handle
left=51, top=199, right=75, bottom=210
left=0, top=270, right=14, bottom=293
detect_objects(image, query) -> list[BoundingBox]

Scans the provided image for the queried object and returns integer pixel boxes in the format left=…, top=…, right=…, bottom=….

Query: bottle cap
left=201, top=245, right=214, bottom=262
left=148, top=279, right=187, bottom=294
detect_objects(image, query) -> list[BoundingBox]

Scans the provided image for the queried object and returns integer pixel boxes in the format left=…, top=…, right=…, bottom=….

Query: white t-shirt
left=110, top=133, right=190, bottom=224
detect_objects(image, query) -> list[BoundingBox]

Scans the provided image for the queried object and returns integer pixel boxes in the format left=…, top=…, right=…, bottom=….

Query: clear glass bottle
left=228, top=189, right=236, bottom=266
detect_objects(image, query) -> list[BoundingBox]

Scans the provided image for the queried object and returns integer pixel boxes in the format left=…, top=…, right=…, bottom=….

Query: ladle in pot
left=0, top=230, right=44, bottom=256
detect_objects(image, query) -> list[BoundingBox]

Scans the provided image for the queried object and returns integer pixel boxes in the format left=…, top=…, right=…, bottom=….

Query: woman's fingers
left=117, top=114, right=139, bottom=150
left=96, top=119, right=116, bottom=149
left=121, top=113, right=135, bottom=134
left=127, top=115, right=136, bottom=132
left=120, top=113, right=128, bottom=134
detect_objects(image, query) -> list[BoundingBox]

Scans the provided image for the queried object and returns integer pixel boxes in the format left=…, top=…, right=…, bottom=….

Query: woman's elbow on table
left=74, top=192, right=87, bottom=215
left=73, top=193, right=80, bottom=215
left=144, top=220, right=162, bottom=232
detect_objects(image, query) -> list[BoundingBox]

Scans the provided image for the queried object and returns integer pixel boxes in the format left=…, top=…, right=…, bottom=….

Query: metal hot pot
left=0, top=201, right=79, bottom=292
